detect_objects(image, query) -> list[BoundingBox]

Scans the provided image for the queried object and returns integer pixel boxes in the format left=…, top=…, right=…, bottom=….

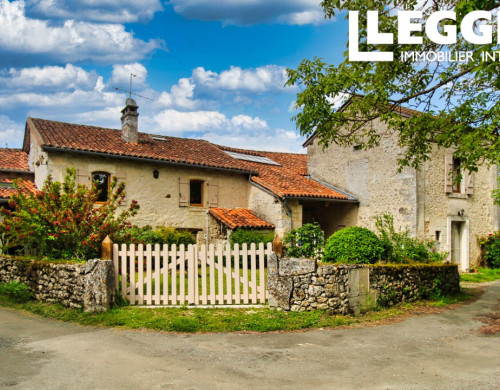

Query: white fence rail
left=113, top=242, right=272, bottom=306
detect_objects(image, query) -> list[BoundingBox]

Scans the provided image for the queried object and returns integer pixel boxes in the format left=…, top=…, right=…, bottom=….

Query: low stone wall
left=0, top=257, right=115, bottom=312
left=267, top=254, right=460, bottom=314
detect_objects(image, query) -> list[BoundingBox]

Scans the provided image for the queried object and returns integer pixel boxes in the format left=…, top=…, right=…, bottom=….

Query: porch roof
left=210, top=208, right=275, bottom=230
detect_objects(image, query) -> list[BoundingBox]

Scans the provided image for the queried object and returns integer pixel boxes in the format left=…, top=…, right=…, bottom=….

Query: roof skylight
left=225, top=151, right=281, bottom=166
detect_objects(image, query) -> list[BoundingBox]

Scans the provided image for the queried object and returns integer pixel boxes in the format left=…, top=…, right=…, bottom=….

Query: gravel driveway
left=1, top=281, right=499, bottom=390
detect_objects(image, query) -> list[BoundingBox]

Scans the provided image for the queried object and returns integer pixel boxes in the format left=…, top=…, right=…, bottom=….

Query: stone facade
left=0, top=257, right=115, bottom=312
left=306, top=119, right=500, bottom=271
left=267, top=254, right=460, bottom=314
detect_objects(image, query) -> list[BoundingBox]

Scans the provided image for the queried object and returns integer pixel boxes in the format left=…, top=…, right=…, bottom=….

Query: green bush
left=114, top=226, right=195, bottom=247
left=229, top=228, right=274, bottom=246
left=284, top=223, right=324, bottom=259
left=479, top=231, right=500, bottom=268
left=0, top=168, right=139, bottom=260
left=375, top=214, right=447, bottom=264
left=0, top=282, right=32, bottom=303
left=323, top=226, right=383, bottom=264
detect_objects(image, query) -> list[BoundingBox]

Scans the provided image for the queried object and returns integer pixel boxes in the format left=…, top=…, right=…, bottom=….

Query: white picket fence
left=113, top=242, right=272, bottom=306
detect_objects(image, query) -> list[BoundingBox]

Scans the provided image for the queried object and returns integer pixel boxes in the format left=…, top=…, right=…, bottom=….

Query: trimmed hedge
left=323, top=227, right=384, bottom=264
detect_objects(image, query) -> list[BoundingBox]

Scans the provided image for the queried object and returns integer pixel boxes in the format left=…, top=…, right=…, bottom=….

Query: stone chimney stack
left=121, top=97, right=139, bottom=143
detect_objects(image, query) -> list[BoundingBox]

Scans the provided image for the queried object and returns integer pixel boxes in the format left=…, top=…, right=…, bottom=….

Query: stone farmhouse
left=305, top=110, right=500, bottom=271
left=11, top=98, right=500, bottom=271
left=22, top=98, right=355, bottom=246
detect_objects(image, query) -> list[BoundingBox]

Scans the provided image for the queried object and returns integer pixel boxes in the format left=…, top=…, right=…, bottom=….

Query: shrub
left=229, top=228, right=274, bottom=246
left=0, top=168, right=139, bottom=260
left=0, top=282, right=32, bottom=303
left=375, top=214, right=447, bottom=264
left=114, top=226, right=195, bottom=247
left=284, top=223, right=324, bottom=259
left=478, top=231, right=500, bottom=268
left=323, top=226, right=383, bottom=264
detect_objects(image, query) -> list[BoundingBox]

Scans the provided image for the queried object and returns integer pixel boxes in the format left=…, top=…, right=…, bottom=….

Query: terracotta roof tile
left=27, top=118, right=352, bottom=201
left=0, top=178, right=37, bottom=199
left=28, top=118, right=256, bottom=174
left=210, top=208, right=274, bottom=230
left=216, top=145, right=349, bottom=200
left=0, top=149, right=30, bottom=171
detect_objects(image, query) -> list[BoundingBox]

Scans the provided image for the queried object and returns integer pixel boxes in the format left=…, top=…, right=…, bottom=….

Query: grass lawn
left=0, top=289, right=475, bottom=333
left=460, top=268, right=500, bottom=283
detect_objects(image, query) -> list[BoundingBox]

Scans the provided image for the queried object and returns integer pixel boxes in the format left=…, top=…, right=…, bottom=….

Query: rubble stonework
left=0, top=256, right=115, bottom=312
left=267, top=253, right=460, bottom=313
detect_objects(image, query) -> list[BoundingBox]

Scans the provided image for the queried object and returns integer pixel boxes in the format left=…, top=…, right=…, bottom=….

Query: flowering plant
left=0, top=168, right=139, bottom=260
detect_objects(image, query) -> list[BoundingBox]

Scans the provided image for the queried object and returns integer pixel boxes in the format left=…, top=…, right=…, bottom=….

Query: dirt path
left=1, top=281, right=499, bottom=390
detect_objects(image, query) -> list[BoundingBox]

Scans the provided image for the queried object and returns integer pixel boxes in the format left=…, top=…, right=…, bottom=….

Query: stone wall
left=0, top=257, right=115, bottom=312
left=267, top=254, right=460, bottom=314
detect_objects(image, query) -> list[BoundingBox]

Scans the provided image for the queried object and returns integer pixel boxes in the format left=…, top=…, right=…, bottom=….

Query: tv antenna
left=113, top=73, right=153, bottom=101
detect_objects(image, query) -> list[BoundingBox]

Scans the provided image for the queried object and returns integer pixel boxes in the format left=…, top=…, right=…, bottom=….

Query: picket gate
left=113, top=242, right=272, bottom=306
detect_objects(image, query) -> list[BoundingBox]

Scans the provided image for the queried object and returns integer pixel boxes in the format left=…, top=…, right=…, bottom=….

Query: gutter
left=42, top=146, right=258, bottom=176
left=0, top=168, right=34, bottom=175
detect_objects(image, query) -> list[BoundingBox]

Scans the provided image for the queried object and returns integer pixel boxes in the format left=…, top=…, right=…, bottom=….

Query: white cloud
left=109, top=63, right=148, bottom=90
left=0, top=0, right=163, bottom=64
left=153, top=109, right=263, bottom=133
left=0, top=115, right=24, bottom=148
left=0, top=88, right=122, bottom=109
left=193, top=65, right=294, bottom=93
left=169, top=0, right=328, bottom=26
left=153, top=108, right=303, bottom=152
left=25, top=0, right=163, bottom=23
left=159, top=78, right=200, bottom=110
left=0, top=64, right=98, bottom=91
left=201, top=127, right=304, bottom=153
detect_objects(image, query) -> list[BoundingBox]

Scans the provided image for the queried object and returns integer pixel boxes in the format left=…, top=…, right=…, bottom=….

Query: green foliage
left=229, top=228, right=274, bottom=246
left=323, top=226, right=383, bottom=264
left=287, top=0, right=500, bottom=204
left=478, top=231, right=500, bottom=268
left=0, top=168, right=140, bottom=260
left=375, top=214, right=448, bottom=264
left=0, top=282, right=32, bottom=303
left=460, top=267, right=500, bottom=283
left=114, top=226, right=195, bottom=247
left=284, top=223, right=325, bottom=259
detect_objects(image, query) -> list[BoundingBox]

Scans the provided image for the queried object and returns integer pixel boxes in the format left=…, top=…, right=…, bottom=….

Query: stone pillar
left=82, top=260, right=116, bottom=313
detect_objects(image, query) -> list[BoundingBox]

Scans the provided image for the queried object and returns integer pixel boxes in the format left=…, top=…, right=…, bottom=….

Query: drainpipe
left=206, top=209, right=210, bottom=247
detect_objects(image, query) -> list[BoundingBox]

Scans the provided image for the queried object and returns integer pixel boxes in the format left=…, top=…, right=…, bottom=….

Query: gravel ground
left=1, top=281, right=499, bottom=390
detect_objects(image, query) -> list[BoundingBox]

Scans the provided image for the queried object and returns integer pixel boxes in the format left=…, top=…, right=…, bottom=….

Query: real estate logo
left=349, top=10, right=499, bottom=62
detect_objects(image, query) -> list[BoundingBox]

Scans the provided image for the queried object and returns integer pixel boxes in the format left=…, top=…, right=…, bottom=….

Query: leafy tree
left=287, top=0, right=500, bottom=203
left=0, top=168, right=139, bottom=260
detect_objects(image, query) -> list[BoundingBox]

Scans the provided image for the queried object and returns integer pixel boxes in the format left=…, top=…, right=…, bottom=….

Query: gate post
left=102, top=235, right=113, bottom=260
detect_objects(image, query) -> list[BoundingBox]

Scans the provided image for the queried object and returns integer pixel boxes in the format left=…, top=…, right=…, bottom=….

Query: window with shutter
left=444, top=154, right=453, bottom=193
left=92, top=172, right=110, bottom=202
left=189, top=180, right=204, bottom=206
left=466, top=171, right=474, bottom=195
left=208, top=180, right=218, bottom=208
left=77, top=168, right=90, bottom=186
left=179, top=177, right=189, bottom=207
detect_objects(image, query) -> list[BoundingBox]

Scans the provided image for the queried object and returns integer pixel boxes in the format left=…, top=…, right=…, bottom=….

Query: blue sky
left=0, top=0, right=348, bottom=152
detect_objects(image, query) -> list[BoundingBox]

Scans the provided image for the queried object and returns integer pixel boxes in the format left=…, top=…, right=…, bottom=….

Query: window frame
left=189, top=179, right=204, bottom=207
left=92, top=171, right=110, bottom=203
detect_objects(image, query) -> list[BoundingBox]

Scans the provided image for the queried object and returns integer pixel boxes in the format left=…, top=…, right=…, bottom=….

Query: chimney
left=121, top=97, right=139, bottom=143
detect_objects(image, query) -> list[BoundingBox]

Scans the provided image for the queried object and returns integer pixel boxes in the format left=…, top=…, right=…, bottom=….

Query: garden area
left=0, top=169, right=499, bottom=332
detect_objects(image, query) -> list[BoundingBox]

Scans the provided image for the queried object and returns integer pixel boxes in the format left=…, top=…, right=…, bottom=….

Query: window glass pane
left=190, top=181, right=203, bottom=206
left=93, top=172, right=109, bottom=202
